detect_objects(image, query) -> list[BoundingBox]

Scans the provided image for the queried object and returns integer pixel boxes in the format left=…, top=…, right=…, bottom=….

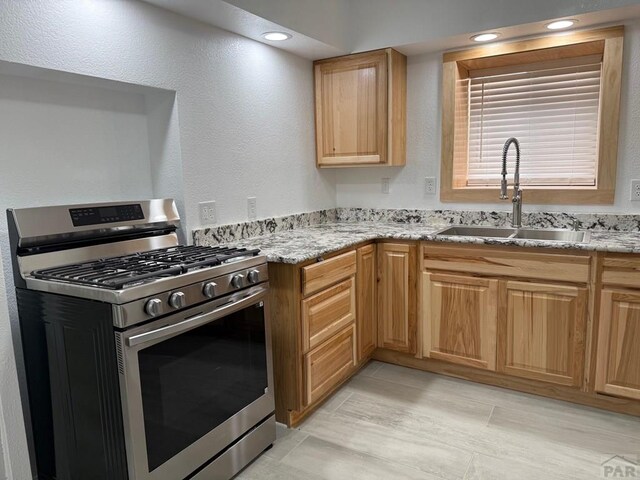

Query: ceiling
left=143, top=0, right=640, bottom=59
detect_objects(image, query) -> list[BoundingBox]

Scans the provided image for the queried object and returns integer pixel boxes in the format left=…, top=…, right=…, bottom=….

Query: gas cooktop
left=31, top=245, right=260, bottom=290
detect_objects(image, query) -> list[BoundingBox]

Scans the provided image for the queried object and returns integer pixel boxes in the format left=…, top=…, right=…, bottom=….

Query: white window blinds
left=466, top=61, right=602, bottom=187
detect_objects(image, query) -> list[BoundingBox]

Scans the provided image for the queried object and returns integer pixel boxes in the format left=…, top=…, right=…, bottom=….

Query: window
left=440, top=26, right=624, bottom=204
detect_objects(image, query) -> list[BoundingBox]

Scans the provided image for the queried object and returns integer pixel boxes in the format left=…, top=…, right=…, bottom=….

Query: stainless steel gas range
left=7, top=199, right=275, bottom=480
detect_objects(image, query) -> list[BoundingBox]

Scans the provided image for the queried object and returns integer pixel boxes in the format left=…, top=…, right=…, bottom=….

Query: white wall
left=0, top=0, right=335, bottom=228
left=336, top=20, right=640, bottom=214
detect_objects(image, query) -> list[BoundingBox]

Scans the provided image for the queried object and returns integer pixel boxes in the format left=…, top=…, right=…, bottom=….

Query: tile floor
left=237, top=361, right=640, bottom=479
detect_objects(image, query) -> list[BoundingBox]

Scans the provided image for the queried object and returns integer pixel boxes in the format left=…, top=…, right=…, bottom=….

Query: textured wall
left=336, top=20, right=640, bottom=214
left=0, top=0, right=335, bottom=229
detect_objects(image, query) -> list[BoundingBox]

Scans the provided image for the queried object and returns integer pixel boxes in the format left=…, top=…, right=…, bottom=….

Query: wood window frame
left=440, top=26, right=624, bottom=204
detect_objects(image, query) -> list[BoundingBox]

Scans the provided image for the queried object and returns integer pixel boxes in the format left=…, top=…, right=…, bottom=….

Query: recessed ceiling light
left=262, top=32, right=292, bottom=41
left=546, top=19, right=576, bottom=30
left=471, top=32, right=500, bottom=42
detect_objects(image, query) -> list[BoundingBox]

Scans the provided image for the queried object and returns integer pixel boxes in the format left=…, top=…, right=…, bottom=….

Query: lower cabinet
left=422, top=270, right=587, bottom=382
left=269, top=244, right=378, bottom=426
left=497, top=281, right=586, bottom=387
left=356, top=244, right=377, bottom=362
left=377, top=242, right=417, bottom=353
left=595, top=289, right=640, bottom=400
left=423, top=272, right=498, bottom=370
left=304, top=324, right=357, bottom=406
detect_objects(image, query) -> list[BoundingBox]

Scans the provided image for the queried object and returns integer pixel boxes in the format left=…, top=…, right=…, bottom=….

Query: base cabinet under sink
left=421, top=243, right=589, bottom=388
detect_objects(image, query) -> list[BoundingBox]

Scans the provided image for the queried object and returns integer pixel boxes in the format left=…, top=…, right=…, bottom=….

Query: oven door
left=116, top=284, right=274, bottom=480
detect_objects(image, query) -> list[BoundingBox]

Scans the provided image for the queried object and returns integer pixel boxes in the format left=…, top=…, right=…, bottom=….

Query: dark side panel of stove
left=17, top=289, right=128, bottom=480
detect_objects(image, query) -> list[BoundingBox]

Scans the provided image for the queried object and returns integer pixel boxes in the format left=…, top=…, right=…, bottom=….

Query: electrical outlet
left=382, top=178, right=390, bottom=194
left=425, top=177, right=436, bottom=194
left=632, top=180, right=640, bottom=201
left=247, top=197, right=257, bottom=220
left=199, top=201, right=217, bottom=225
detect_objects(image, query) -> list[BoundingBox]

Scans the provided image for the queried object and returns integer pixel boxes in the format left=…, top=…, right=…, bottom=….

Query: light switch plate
left=631, top=180, right=640, bottom=201
left=247, top=197, right=257, bottom=220
left=199, top=201, right=217, bottom=225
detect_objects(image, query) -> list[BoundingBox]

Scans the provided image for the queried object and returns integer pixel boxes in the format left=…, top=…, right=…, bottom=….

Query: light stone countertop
left=216, top=221, right=640, bottom=264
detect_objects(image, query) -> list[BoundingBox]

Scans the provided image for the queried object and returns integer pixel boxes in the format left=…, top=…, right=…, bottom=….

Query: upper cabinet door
left=595, top=289, right=640, bottom=400
left=498, top=281, right=587, bottom=387
left=314, top=49, right=406, bottom=167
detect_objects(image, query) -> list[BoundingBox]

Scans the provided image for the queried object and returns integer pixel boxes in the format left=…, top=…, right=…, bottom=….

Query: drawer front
left=423, top=244, right=590, bottom=283
left=602, top=256, right=640, bottom=288
left=302, top=250, right=357, bottom=296
left=302, top=277, right=356, bottom=352
left=304, top=324, right=356, bottom=406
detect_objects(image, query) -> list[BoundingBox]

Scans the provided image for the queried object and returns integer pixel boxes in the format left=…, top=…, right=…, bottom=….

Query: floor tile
left=300, top=410, right=472, bottom=479
left=281, top=435, right=443, bottom=480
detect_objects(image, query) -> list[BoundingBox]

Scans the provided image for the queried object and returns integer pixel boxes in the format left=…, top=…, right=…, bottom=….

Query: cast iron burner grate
left=31, top=245, right=260, bottom=289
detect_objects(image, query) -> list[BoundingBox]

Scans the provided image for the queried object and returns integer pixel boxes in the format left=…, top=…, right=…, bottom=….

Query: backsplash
left=335, top=208, right=640, bottom=231
left=193, top=207, right=640, bottom=245
left=192, top=209, right=337, bottom=245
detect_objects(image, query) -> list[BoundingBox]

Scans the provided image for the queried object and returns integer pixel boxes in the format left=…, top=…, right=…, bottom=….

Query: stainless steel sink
left=435, top=226, right=516, bottom=238
left=435, top=225, right=591, bottom=243
left=512, top=228, right=590, bottom=243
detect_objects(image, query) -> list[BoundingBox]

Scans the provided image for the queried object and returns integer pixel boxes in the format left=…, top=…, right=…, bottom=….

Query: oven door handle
left=126, top=286, right=267, bottom=347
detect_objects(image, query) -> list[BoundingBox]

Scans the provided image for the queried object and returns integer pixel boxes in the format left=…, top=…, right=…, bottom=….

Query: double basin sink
left=435, top=225, right=590, bottom=243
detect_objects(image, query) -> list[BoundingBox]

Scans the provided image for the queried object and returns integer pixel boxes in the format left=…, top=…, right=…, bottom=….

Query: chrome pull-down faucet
left=500, top=137, right=523, bottom=228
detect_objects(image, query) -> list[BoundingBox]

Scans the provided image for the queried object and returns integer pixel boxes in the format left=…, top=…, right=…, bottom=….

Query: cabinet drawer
left=302, top=250, right=357, bottom=296
left=602, top=256, right=640, bottom=288
left=302, top=277, right=356, bottom=352
left=304, top=324, right=356, bottom=406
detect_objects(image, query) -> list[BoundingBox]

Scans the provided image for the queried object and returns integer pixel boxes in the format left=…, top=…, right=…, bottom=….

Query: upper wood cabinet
left=377, top=242, right=417, bottom=353
left=314, top=48, right=406, bottom=167
left=356, top=244, right=377, bottom=362
left=595, top=289, right=640, bottom=400
left=498, top=281, right=587, bottom=387
left=423, top=272, right=498, bottom=370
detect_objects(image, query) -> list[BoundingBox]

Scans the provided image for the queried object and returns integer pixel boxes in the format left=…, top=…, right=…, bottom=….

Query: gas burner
left=32, top=245, right=260, bottom=289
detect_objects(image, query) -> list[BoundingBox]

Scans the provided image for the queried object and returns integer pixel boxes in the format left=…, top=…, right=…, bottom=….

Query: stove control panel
left=112, top=261, right=270, bottom=328
left=69, top=203, right=144, bottom=227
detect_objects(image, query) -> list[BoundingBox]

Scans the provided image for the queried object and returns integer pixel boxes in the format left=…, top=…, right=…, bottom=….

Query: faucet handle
left=570, top=218, right=581, bottom=231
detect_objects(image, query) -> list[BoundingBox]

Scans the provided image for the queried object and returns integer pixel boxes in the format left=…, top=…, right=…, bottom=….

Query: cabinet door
left=423, top=273, right=498, bottom=370
left=498, top=281, right=586, bottom=387
left=356, top=244, right=376, bottom=362
left=595, top=289, right=640, bottom=400
left=377, top=243, right=417, bottom=353
left=314, top=50, right=387, bottom=166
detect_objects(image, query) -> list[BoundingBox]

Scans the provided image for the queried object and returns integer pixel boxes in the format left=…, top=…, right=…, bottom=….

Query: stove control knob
left=202, top=282, right=217, bottom=298
left=231, top=274, right=245, bottom=288
left=169, top=292, right=186, bottom=309
left=145, top=298, right=163, bottom=317
left=247, top=269, right=260, bottom=284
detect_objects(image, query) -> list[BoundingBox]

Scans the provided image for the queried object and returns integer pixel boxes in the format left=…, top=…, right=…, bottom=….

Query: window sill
left=440, top=187, right=614, bottom=205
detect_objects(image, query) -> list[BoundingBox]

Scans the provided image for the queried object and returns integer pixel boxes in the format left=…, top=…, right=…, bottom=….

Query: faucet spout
left=500, top=137, right=523, bottom=228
